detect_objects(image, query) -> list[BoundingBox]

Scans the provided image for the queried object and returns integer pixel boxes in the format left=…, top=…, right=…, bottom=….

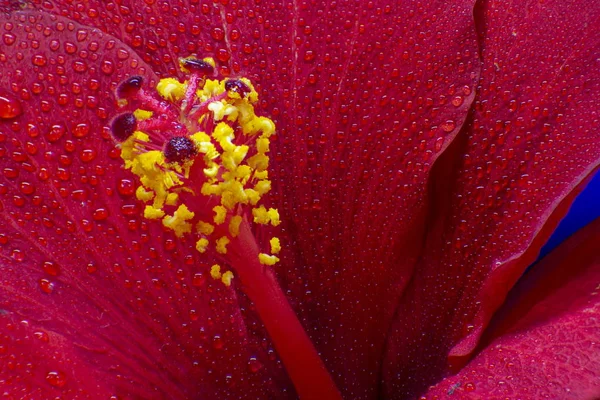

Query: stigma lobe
left=180, top=58, right=215, bottom=75
left=110, top=113, right=137, bottom=142
left=116, top=75, right=144, bottom=99
left=164, top=136, right=198, bottom=163
left=225, top=79, right=251, bottom=97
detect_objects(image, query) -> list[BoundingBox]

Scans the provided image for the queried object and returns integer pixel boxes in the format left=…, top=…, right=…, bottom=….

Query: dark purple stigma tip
left=110, top=113, right=137, bottom=142
left=116, top=76, right=144, bottom=99
left=164, top=136, right=198, bottom=163
left=225, top=79, right=251, bottom=97
left=181, top=58, right=215, bottom=75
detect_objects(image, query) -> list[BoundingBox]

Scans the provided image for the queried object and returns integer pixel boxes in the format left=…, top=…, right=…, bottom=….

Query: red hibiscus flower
left=0, top=0, right=599, bottom=399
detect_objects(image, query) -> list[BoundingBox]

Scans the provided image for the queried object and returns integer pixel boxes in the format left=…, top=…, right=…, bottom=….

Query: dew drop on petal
left=441, top=120, right=456, bottom=132
left=212, top=335, right=224, bottom=350
left=42, top=261, right=60, bottom=276
left=117, top=179, right=135, bottom=196
left=46, top=371, right=67, bottom=388
left=34, top=331, right=49, bottom=342
left=0, top=93, right=22, bottom=119
left=247, top=357, right=263, bottom=373
left=92, top=208, right=109, bottom=221
left=39, top=279, right=55, bottom=294
left=192, top=272, right=205, bottom=287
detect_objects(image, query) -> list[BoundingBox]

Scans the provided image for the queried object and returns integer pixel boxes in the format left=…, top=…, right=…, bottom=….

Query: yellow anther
left=162, top=204, right=195, bottom=237
left=213, top=205, right=227, bottom=225
left=203, top=163, right=220, bottom=178
left=133, top=109, right=153, bottom=120
left=235, top=165, right=252, bottom=180
left=267, top=208, right=281, bottom=227
left=216, top=236, right=230, bottom=254
left=210, top=264, right=222, bottom=279
left=191, top=131, right=211, bottom=143
left=195, top=238, right=209, bottom=253
left=256, top=137, right=270, bottom=153
left=221, top=270, right=234, bottom=287
left=203, top=57, right=216, bottom=68
left=200, top=79, right=225, bottom=100
left=208, top=100, right=237, bottom=121
left=259, top=253, right=280, bottom=266
left=157, top=78, right=186, bottom=101
left=165, top=192, right=179, bottom=206
left=252, top=206, right=270, bottom=225
left=247, top=153, right=269, bottom=172
left=270, top=237, right=281, bottom=254
left=136, top=185, right=154, bottom=202
left=253, top=170, right=268, bottom=180
left=244, top=189, right=260, bottom=205
left=197, top=221, right=215, bottom=235
left=229, top=215, right=242, bottom=237
left=144, top=205, right=165, bottom=219
left=254, top=180, right=271, bottom=195
left=120, top=131, right=149, bottom=162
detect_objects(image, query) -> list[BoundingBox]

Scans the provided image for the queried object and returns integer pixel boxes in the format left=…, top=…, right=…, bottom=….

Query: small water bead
left=42, top=261, right=60, bottom=276
left=92, top=208, right=109, bottom=221
left=440, top=120, right=456, bottom=132
left=45, top=371, right=67, bottom=388
left=33, top=330, right=49, bottom=342
left=11, top=249, right=24, bottom=262
left=117, top=179, right=135, bottom=196
left=32, top=54, right=47, bottom=67
left=39, top=279, right=55, bottom=294
left=192, top=272, right=206, bottom=287
left=46, top=123, right=66, bottom=143
left=0, top=93, right=23, bottom=119
left=247, top=357, right=263, bottom=373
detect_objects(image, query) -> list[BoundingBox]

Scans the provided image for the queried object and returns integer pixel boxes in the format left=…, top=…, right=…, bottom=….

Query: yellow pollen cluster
left=117, top=57, right=282, bottom=287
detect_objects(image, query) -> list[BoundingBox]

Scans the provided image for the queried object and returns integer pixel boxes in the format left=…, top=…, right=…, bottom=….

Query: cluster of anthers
left=110, top=57, right=281, bottom=287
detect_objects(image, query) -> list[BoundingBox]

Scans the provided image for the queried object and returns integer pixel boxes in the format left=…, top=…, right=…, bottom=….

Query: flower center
left=110, top=57, right=281, bottom=286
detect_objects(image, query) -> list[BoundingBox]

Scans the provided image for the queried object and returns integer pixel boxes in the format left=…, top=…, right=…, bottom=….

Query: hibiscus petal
left=383, top=0, right=600, bottom=397
left=422, top=216, right=600, bottom=399
left=30, top=1, right=483, bottom=397
left=0, top=8, right=292, bottom=397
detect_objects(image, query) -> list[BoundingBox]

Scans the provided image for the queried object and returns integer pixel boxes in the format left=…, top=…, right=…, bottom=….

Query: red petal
left=0, top=9, right=292, bottom=398
left=28, top=0, right=482, bottom=397
left=422, top=216, right=600, bottom=399
left=384, top=0, right=600, bottom=397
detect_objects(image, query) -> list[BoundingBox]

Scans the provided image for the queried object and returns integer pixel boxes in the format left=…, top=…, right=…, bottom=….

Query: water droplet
left=247, top=357, right=263, bottom=373
left=32, top=54, right=47, bottom=67
left=42, top=261, right=60, bottom=276
left=46, top=124, right=66, bottom=143
left=440, top=120, right=456, bottom=132
left=212, top=335, right=224, bottom=350
left=92, top=208, right=109, bottom=221
left=39, top=279, right=55, bottom=294
left=0, top=93, right=22, bottom=119
left=117, top=179, right=135, bottom=196
left=192, top=272, right=205, bottom=287
left=46, top=371, right=67, bottom=388
left=34, top=330, right=50, bottom=342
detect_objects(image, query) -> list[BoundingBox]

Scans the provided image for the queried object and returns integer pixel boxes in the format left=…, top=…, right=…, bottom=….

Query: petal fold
left=383, top=0, right=600, bottom=397
left=422, top=216, right=600, bottom=399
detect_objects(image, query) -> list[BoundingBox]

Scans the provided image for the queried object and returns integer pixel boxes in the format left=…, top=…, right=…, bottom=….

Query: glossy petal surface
left=384, top=0, right=600, bottom=397
left=422, top=216, right=600, bottom=399
left=0, top=9, right=291, bottom=398
left=28, top=0, right=481, bottom=398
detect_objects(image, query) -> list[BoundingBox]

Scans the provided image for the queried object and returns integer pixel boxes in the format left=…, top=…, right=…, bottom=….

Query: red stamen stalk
left=228, top=219, right=343, bottom=400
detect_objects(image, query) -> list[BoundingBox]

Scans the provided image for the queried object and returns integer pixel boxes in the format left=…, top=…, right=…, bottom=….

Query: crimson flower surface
left=0, top=0, right=599, bottom=399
